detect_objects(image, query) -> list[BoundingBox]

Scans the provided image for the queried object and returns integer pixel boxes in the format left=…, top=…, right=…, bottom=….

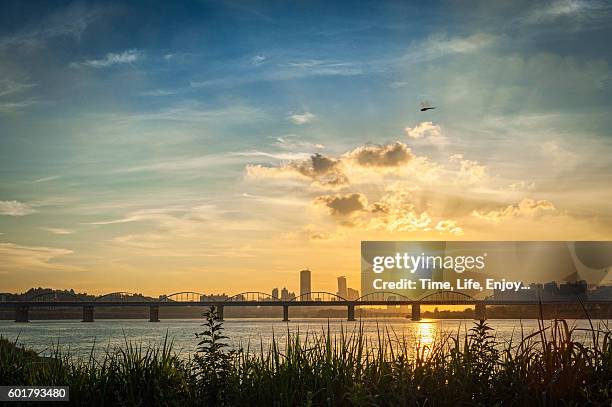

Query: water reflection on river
left=0, top=318, right=608, bottom=360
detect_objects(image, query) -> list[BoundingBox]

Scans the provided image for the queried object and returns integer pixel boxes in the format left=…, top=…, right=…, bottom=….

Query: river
left=1, top=318, right=608, bottom=360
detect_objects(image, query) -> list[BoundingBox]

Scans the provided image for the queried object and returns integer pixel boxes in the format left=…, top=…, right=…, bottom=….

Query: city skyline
left=1, top=1, right=612, bottom=295
left=2, top=273, right=609, bottom=302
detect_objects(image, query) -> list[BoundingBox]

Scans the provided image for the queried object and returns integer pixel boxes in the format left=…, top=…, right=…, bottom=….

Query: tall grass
left=2, top=308, right=612, bottom=406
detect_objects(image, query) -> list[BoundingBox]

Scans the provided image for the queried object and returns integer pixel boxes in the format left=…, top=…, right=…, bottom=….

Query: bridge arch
left=224, top=292, right=279, bottom=302
left=26, top=290, right=80, bottom=302
left=95, top=292, right=152, bottom=302
left=356, top=291, right=414, bottom=302
left=291, top=291, right=346, bottom=302
left=418, top=290, right=476, bottom=303
left=160, top=292, right=206, bottom=302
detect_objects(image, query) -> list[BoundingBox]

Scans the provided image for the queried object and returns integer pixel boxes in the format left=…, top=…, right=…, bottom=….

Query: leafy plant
left=193, top=305, right=233, bottom=405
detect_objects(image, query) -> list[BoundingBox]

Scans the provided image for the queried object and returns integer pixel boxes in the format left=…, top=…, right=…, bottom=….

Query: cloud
left=0, top=242, right=76, bottom=273
left=313, top=184, right=463, bottom=235
left=281, top=59, right=364, bottom=76
left=273, top=135, right=324, bottom=151
left=231, top=150, right=311, bottom=160
left=139, top=88, right=182, bottom=97
left=434, top=220, right=464, bottom=235
left=39, top=227, right=75, bottom=235
left=0, top=4, right=107, bottom=50
left=428, top=33, right=497, bottom=54
left=0, top=78, right=42, bottom=113
left=90, top=207, right=185, bottom=226
left=541, top=141, right=578, bottom=167
left=71, top=49, right=141, bottom=69
left=0, top=200, right=37, bottom=216
left=472, top=198, right=556, bottom=222
left=309, top=231, right=335, bottom=240
left=190, top=59, right=363, bottom=89
left=450, top=154, right=488, bottom=186
left=524, top=0, right=611, bottom=26
left=403, top=33, right=497, bottom=64
left=357, top=184, right=434, bottom=232
left=116, top=152, right=249, bottom=174
left=0, top=99, right=41, bottom=114
left=251, top=55, right=266, bottom=65
left=246, top=153, right=349, bottom=188
left=32, top=175, right=61, bottom=183
left=288, top=112, right=316, bottom=125
left=107, top=103, right=262, bottom=124
left=405, top=122, right=447, bottom=146
left=509, top=180, right=536, bottom=191
left=284, top=224, right=345, bottom=241
left=314, top=193, right=368, bottom=216
left=389, top=81, right=410, bottom=89
left=345, top=142, right=414, bottom=167
left=296, top=153, right=342, bottom=177
left=245, top=141, right=440, bottom=188
left=368, top=206, right=433, bottom=232
left=0, top=79, right=36, bottom=97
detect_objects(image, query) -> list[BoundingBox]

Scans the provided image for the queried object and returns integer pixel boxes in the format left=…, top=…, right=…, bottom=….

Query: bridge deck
left=1, top=300, right=611, bottom=307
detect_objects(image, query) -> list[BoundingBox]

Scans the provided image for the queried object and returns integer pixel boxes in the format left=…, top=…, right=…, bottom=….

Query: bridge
left=2, top=290, right=610, bottom=323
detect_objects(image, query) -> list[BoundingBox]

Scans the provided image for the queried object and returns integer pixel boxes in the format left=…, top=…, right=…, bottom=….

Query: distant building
left=559, top=280, right=587, bottom=300
left=272, top=288, right=279, bottom=299
left=543, top=281, right=559, bottom=300
left=590, top=285, right=612, bottom=300
left=337, top=276, right=348, bottom=299
left=281, top=287, right=295, bottom=300
left=300, top=269, right=312, bottom=300
left=200, top=294, right=229, bottom=301
left=529, top=283, right=543, bottom=300
left=492, top=280, right=589, bottom=302
left=347, top=288, right=359, bottom=300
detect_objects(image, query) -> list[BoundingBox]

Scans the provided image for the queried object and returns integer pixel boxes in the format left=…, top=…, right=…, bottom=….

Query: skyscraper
left=337, top=276, right=348, bottom=299
left=271, top=288, right=279, bottom=299
left=300, top=269, right=311, bottom=300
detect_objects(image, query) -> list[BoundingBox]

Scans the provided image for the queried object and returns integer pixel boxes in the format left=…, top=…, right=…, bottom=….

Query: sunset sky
left=1, top=1, right=612, bottom=296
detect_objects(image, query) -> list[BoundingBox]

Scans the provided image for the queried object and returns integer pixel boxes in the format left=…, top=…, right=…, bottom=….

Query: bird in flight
left=420, top=101, right=436, bottom=112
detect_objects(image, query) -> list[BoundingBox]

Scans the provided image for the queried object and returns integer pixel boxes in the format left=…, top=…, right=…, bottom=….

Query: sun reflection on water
left=414, top=320, right=437, bottom=358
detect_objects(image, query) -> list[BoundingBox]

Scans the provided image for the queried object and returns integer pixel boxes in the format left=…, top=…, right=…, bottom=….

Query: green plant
left=193, top=305, right=234, bottom=405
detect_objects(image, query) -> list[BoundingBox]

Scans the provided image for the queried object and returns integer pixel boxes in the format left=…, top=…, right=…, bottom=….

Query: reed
left=1, top=308, right=611, bottom=406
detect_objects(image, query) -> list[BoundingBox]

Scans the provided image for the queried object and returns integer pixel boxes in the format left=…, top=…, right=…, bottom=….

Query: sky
left=1, top=0, right=612, bottom=296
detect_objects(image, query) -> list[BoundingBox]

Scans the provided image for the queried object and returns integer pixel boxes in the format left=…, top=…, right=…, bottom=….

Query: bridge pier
left=149, top=305, right=160, bottom=322
left=411, top=302, right=421, bottom=321
left=82, top=305, right=95, bottom=322
left=282, top=305, right=289, bottom=322
left=217, top=305, right=224, bottom=321
left=475, top=302, right=487, bottom=321
left=347, top=304, right=356, bottom=321
left=15, top=306, right=29, bottom=322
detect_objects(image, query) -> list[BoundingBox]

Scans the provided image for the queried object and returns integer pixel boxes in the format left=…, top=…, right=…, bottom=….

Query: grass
left=2, top=308, right=612, bottom=406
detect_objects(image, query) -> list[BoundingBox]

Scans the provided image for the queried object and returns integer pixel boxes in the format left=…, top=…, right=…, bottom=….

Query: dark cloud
left=289, top=153, right=349, bottom=187
left=347, top=142, right=413, bottom=167
left=314, top=193, right=367, bottom=216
